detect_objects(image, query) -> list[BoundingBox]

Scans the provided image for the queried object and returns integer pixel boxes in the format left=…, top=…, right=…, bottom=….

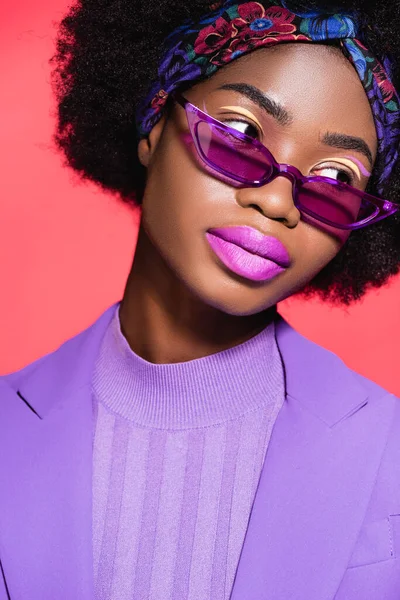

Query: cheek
left=286, top=225, right=344, bottom=292
left=142, top=133, right=230, bottom=245
left=139, top=140, right=214, bottom=270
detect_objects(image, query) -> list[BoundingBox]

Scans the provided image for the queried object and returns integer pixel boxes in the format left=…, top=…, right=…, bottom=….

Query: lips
left=206, top=226, right=291, bottom=267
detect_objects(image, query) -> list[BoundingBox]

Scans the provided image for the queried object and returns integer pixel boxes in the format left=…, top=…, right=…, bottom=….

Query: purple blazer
left=0, top=303, right=399, bottom=599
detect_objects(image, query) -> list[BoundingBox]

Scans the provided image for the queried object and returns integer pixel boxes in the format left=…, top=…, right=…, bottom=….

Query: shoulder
left=275, top=316, right=396, bottom=423
left=351, top=366, right=397, bottom=400
left=1, top=303, right=118, bottom=393
left=1, top=352, right=49, bottom=391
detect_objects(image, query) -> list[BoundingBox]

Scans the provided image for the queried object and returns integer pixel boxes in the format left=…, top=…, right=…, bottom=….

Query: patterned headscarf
left=136, top=1, right=400, bottom=192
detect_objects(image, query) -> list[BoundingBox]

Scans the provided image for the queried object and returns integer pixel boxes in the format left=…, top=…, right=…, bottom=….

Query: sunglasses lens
left=297, top=180, right=379, bottom=227
left=196, top=122, right=273, bottom=183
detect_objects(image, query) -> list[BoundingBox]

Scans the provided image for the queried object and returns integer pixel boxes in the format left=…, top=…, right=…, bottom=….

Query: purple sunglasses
left=173, top=92, right=399, bottom=231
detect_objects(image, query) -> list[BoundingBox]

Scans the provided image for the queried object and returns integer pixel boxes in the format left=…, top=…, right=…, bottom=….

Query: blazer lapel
left=231, top=318, right=396, bottom=600
left=0, top=304, right=395, bottom=600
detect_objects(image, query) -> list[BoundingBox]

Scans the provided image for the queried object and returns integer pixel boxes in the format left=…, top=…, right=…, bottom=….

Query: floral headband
left=136, top=1, right=400, bottom=193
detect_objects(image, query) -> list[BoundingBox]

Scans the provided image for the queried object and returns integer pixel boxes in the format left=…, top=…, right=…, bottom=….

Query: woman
left=0, top=0, right=399, bottom=598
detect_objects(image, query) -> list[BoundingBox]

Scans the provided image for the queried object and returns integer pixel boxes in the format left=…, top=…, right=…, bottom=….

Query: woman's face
left=137, top=43, right=377, bottom=316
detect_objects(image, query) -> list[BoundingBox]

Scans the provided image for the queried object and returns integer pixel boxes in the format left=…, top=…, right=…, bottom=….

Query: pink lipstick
left=205, top=226, right=291, bottom=282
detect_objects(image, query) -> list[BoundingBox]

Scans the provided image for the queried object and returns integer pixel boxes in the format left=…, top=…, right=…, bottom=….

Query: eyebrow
left=217, top=82, right=293, bottom=125
left=321, top=132, right=374, bottom=167
left=217, top=82, right=374, bottom=167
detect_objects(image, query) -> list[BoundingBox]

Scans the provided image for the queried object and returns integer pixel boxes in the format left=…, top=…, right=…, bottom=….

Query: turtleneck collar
left=92, top=304, right=285, bottom=430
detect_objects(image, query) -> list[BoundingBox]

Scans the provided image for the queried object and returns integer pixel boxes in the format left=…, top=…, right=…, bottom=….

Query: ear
left=137, top=114, right=167, bottom=168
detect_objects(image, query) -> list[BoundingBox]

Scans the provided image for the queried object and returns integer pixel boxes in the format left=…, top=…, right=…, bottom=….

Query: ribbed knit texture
left=92, top=304, right=286, bottom=599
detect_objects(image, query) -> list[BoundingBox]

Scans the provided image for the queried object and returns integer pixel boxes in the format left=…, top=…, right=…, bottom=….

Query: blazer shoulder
left=349, top=366, right=398, bottom=402
left=347, top=368, right=400, bottom=469
left=1, top=352, right=50, bottom=391
left=1, top=303, right=118, bottom=394
left=362, top=389, right=400, bottom=515
left=1, top=321, right=94, bottom=391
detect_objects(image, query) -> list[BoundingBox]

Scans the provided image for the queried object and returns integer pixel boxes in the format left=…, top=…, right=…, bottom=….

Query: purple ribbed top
left=91, top=303, right=285, bottom=599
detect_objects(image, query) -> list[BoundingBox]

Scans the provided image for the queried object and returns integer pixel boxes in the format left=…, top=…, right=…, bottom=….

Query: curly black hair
left=50, top=0, right=400, bottom=305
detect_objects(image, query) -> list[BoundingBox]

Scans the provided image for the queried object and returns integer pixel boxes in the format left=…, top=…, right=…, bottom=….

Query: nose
left=235, top=173, right=301, bottom=228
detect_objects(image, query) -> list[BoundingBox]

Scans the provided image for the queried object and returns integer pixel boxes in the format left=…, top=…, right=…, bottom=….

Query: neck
left=119, top=225, right=277, bottom=364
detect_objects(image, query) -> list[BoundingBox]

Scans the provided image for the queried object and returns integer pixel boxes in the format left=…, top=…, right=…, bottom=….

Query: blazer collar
left=15, top=302, right=367, bottom=427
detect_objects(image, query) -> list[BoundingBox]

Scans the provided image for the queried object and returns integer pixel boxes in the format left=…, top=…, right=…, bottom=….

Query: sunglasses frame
left=173, top=91, right=399, bottom=231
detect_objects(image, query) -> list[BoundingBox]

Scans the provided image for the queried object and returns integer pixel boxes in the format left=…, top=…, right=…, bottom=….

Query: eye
left=312, top=165, right=355, bottom=186
left=222, top=118, right=260, bottom=140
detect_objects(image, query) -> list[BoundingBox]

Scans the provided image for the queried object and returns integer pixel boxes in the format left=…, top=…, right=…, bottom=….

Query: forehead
left=192, top=43, right=377, bottom=152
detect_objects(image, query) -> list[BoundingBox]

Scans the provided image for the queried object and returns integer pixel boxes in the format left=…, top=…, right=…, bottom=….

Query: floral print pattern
left=136, top=1, right=400, bottom=191
left=232, top=4, right=297, bottom=36
left=193, top=16, right=239, bottom=55
left=299, top=14, right=356, bottom=40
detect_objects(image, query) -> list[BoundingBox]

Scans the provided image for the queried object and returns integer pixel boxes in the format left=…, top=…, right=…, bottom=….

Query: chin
left=192, top=280, right=279, bottom=317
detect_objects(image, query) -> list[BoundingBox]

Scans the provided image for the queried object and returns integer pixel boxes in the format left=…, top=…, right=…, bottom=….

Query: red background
left=1, top=0, right=399, bottom=395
